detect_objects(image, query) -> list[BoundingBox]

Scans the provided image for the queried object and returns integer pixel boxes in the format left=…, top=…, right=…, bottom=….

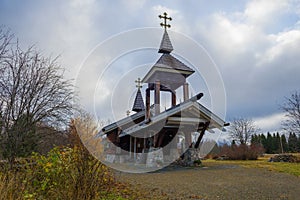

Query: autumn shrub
left=29, top=146, right=116, bottom=199
left=0, top=169, right=27, bottom=200
left=0, top=146, right=118, bottom=200
left=0, top=116, right=139, bottom=200
left=219, top=144, right=264, bottom=160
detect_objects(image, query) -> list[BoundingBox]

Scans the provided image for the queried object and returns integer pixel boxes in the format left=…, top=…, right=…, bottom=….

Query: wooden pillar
left=143, top=133, right=146, bottom=150
left=171, top=91, right=176, bottom=107
left=145, top=88, right=150, bottom=120
left=183, top=82, right=189, bottom=101
left=129, top=136, right=132, bottom=158
left=158, top=133, right=165, bottom=147
left=154, top=135, right=157, bottom=148
left=134, top=137, right=137, bottom=161
left=154, top=81, right=160, bottom=115
left=195, top=122, right=210, bottom=148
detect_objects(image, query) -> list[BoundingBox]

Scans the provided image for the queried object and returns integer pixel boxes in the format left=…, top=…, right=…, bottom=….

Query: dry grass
left=203, top=154, right=300, bottom=177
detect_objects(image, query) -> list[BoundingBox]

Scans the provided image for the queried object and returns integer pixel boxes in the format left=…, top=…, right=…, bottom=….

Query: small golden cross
left=135, top=78, right=143, bottom=89
left=159, top=12, right=172, bottom=30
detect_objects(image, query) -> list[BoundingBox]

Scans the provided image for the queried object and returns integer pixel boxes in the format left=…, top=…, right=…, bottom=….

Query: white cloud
left=258, top=29, right=300, bottom=64
left=244, top=0, right=290, bottom=28
left=198, top=0, right=297, bottom=66
left=194, top=0, right=300, bottom=122
left=254, top=112, right=287, bottom=132
left=200, top=12, right=266, bottom=63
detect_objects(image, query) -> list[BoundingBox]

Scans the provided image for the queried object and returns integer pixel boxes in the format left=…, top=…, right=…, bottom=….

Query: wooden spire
left=132, top=78, right=145, bottom=112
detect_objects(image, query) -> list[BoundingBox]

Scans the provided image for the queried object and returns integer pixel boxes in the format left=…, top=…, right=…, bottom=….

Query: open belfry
left=99, top=13, right=228, bottom=166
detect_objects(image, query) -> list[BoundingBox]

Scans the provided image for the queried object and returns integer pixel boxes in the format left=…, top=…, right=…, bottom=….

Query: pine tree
left=274, top=132, right=280, bottom=153
left=281, top=134, right=288, bottom=153
left=288, top=132, right=298, bottom=152
left=297, top=134, right=300, bottom=153
left=265, top=132, right=273, bottom=153
left=260, top=134, right=267, bottom=151
left=251, top=134, right=258, bottom=145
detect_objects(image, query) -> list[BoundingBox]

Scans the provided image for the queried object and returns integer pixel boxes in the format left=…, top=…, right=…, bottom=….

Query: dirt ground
left=116, top=162, right=300, bottom=200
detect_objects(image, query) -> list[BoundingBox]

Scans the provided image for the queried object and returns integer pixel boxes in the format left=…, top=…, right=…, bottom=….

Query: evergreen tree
left=288, top=132, right=298, bottom=152
left=251, top=134, right=258, bottom=145
left=265, top=132, right=273, bottom=153
left=297, top=135, right=300, bottom=153
left=281, top=134, right=288, bottom=153
left=260, top=134, right=267, bottom=151
left=274, top=132, right=280, bottom=153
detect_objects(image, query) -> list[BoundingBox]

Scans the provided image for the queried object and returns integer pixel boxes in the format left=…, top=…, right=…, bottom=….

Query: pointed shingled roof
left=154, top=54, right=195, bottom=73
left=158, top=31, right=173, bottom=54
left=132, top=89, right=145, bottom=112
left=142, top=54, right=195, bottom=84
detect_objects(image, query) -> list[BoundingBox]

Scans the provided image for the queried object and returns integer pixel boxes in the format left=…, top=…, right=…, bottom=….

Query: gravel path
left=116, top=163, right=300, bottom=200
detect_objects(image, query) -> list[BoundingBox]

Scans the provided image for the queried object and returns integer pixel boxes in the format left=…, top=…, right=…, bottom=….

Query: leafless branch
left=281, top=91, right=300, bottom=135
left=229, top=117, right=259, bottom=145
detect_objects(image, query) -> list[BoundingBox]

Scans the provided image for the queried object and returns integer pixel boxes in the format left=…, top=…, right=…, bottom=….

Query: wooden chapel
left=98, top=12, right=228, bottom=163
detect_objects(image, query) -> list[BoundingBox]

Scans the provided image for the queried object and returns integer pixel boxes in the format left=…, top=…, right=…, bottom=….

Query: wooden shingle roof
left=132, top=89, right=145, bottom=112
left=158, top=31, right=173, bottom=53
left=98, top=93, right=228, bottom=137
left=154, top=54, right=195, bottom=73
left=142, top=54, right=195, bottom=86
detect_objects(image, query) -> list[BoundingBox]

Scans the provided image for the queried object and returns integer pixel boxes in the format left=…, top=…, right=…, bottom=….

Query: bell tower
left=142, top=12, right=195, bottom=120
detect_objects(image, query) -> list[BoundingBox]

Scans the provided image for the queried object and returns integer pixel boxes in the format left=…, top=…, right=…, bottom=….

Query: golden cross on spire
left=159, top=12, right=172, bottom=30
left=135, top=78, right=142, bottom=89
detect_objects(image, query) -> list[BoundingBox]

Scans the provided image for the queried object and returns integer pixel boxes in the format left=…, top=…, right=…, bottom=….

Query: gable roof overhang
left=98, top=93, right=228, bottom=138
left=98, top=111, right=145, bottom=137
left=118, top=96, right=227, bottom=137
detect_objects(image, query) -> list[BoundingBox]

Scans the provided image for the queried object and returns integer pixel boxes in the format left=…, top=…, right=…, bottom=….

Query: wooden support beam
left=154, top=134, right=158, bottom=148
left=134, top=137, right=137, bottom=160
left=154, top=81, right=160, bottom=115
left=145, top=88, right=150, bottom=120
left=183, top=82, right=189, bottom=101
left=129, top=136, right=132, bottom=158
left=171, top=91, right=176, bottom=107
left=157, top=132, right=165, bottom=147
left=194, top=122, right=210, bottom=149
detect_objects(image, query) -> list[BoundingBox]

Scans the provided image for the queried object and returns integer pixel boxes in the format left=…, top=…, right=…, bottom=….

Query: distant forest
left=251, top=132, right=300, bottom=154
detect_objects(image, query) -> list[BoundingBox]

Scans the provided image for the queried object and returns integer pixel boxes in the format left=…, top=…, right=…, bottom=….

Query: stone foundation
left=173, top=148, right=202, bottom=167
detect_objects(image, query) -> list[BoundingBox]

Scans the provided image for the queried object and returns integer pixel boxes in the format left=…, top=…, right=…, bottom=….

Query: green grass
left=203, top=154, right=300, bottom=177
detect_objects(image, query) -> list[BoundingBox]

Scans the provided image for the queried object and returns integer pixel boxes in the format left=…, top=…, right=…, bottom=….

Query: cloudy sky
left=1, top=0, right=300, bottom=133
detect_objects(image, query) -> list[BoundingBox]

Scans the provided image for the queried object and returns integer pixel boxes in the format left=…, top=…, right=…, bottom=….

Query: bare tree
left=69, top=111, right=104, bottom=157
left=281, top=91, right=300, bottom=135
left=0, top=27, right=75, bottom=164
left=0, top=26, right=13, bottom=60
left=229, top=118, right=258, bottom=145
left=0, top=47, right=74, bottom=127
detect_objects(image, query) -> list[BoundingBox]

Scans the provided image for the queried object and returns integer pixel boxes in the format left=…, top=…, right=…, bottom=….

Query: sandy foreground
left=115, top=163, right=300, bottom=200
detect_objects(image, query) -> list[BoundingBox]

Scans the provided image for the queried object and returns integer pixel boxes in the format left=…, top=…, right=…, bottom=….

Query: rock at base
left=173, top=148, right=202, bottom=167
left=269, top=154, right=300, bottom=163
